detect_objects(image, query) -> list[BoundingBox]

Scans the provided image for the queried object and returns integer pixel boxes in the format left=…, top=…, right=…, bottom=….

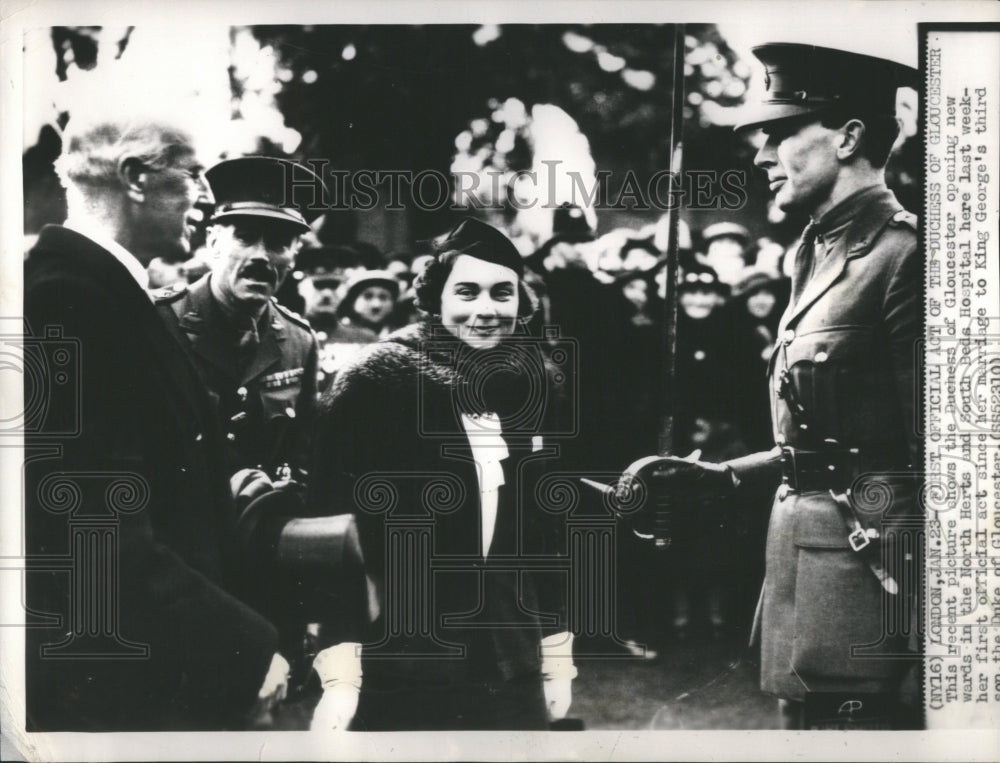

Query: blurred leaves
left=251, top=24, right=750, bottom=184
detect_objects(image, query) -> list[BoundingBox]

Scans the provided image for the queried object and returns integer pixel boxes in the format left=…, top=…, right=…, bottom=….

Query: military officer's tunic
left=759, top=185, right=920, bottom=701
left=156, top=275, right=319, bottom=481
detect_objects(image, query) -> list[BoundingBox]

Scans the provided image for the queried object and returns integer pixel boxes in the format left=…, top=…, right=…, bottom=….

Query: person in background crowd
left=729, top=266, right=790, bottom=453
left=633, top=43, right=921, bottom=729
left=608, top=258, right=668, bottom=657
left=336, top=269, right=400, bottom=339
left=700, top=221, right=751, bottom=287
left=307, top=218, right=573, bottom=731
left=24, top=111, right=287, bottom=731
left=670, top=262, right=744, bottom=640
left=295, top=244, right=365, bottom=329
left=306, top=270, right=400, bottom=393
left=294, top=245, right=368, bottom=393
left=156, top=157, right=320, bottom=485
left=619, top=237, right=662, bottom=275
left=752, top=236, right=787, bottom=278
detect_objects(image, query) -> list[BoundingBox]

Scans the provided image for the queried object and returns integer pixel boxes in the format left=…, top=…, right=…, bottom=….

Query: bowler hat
left=734, top=43, right=918, bottom=133
left=207, top=156, right=328, bottom=233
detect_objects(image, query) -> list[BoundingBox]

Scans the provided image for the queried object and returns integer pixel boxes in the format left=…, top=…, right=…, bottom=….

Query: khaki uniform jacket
left=758, top=185, right=921, bottom=700
left=157, top=275, right=319, bottom=480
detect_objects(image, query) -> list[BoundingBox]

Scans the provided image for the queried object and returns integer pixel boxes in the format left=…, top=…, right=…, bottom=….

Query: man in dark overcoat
left=23, top=112, right=287, bottom=730
left=623, top=44, right=922, bottom=728
left=156, top=157, right=320, bottom=483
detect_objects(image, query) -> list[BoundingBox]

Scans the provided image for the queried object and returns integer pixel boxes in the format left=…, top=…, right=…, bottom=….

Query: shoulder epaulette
left=151, top=282, right=189, bottom=304
left=888, top=209, right=918, bottom=230
left=271, top=299, right=312, bottom=331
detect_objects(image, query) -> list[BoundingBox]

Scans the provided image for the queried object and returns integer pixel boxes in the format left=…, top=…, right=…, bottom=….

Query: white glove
left=540, top=631, right=576, bottom=721
left=256, top=652, right=290, bottom=703
left=310, top=642, right=362, bottom=732
left=311, top=685, right=360, bottom=731
left=543, top=677, right=573, bottom=721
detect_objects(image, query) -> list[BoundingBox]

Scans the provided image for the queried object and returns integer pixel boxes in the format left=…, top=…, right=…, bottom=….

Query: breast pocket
left=785, top=326, right=877, bottom=442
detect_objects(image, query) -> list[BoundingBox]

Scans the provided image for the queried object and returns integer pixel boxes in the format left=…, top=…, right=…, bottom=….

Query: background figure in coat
left=620, top=44, right=921, bottom=729
left=307, top=218, right=574, bottom=731
left=670, top=263, right=745, bottom=640
left=23, top=111, right=287, bottom=730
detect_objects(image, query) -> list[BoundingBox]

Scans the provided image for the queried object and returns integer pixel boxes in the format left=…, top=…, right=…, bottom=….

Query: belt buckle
left=848, top=527, right=870, bottom=552
left=780, top=447, right=799, bottom=491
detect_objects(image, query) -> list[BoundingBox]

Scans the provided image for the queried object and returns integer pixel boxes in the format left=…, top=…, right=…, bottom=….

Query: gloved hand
left=615, top=451, right=739, bottom=510
left=246, top=652, right=290, bottom=729
left=310, top=642, right=362, bottom=732
left=543, top=677, right=573, bottom=721
left=256, top=651, right=290, bottom=703
left=541, top=632, right=576, bottom=721
left=311, top=685, right=360, bottom=732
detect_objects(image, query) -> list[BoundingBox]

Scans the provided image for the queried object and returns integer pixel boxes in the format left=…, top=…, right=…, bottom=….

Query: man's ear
left=119, top=157, right=147, bottom=202
left=836, top=119, right=866, bottom=161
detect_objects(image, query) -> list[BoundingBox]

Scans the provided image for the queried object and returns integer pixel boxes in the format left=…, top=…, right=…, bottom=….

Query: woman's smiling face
left=439, top=254, right=520, bottom=349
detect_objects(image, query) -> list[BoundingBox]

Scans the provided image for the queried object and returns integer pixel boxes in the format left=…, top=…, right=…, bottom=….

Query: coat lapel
left=240, top=305, right=284, bottom=386
left=176, top=277, right=243, bottom=383
left=778, top=191, right=901, bottom=334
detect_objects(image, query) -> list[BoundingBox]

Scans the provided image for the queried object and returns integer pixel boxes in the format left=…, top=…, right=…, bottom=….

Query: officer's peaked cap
left=207, top=156, right=328, bottom=233
left=734, top=43, right=918, bottom=133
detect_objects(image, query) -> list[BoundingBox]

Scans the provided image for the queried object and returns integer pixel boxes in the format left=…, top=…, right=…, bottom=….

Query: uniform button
left=694, top=350, right=706, bottom=361
left=783, top=329, right=795, bottom=343
left=286, top=406, right=296, bottom=418
left=227, top=432, right=236, bottom=442
left=799, top=423, right=808, bottom=430
left=814, top=351, right=828, bottom=363
left=194, top=433, right=203, bottom=442
left=827, top=464, right=836, bottom=471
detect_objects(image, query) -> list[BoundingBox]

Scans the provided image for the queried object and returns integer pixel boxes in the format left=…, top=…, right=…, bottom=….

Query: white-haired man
left=24, top=113, right=288, bottom=730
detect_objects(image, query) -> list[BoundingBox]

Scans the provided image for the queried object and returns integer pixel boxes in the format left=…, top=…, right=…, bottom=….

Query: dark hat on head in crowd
left=680, top=262, right=729, bottom=296
left=434, top=217, right=523, bottom=277
left=206, top=156, right=328, bottom=233
left=336, top=269, right=400, bottom=318
left=548, top=203, right=596, bottom=245
left=732, top=266, right=781, bottom=298
left=295, top=244, right=363, bottom=277
left=702, top=221, right=751, bottom=245
left=734, top=43, right=919, bottom=133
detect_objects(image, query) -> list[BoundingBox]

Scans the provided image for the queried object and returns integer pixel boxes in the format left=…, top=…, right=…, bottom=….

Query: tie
left=789, top=221, right=819, bottom=307
left=237, top=319, right=259, bottom=355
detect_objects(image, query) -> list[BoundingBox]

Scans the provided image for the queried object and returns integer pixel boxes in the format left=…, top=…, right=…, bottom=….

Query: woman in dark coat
left=306, top=218, right=574, bottom=731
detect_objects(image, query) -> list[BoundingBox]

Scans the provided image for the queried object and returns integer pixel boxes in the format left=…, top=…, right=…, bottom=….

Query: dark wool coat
left=308, top=322, right=569, bottom=688
left=759, top=186, right=921, bottom=701
left=24, top=226, right=278, bottom=731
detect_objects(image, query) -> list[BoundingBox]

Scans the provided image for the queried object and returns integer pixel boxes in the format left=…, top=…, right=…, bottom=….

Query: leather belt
left=778, top=446, right=859, bottom=492
left=778, top=446, right=900, bottom=595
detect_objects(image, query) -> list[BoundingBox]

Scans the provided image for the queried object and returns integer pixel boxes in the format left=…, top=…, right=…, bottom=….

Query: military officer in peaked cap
left=611, top=44, right=922, bottom=728
left=156, top=157, right=323, bottom=485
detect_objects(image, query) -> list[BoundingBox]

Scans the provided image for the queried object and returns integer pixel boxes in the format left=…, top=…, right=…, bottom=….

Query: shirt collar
left=64, top=218, right=151, bottom=296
